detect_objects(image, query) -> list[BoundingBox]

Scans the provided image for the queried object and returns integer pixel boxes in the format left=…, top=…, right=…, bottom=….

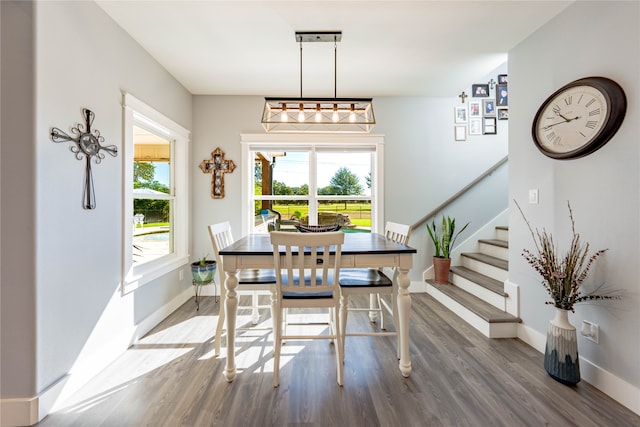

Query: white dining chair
left=339, top=221, right=411, bottom=360
left=208, top=221, right=275, bottom=356
left=270, top=230, right=345, bottom=387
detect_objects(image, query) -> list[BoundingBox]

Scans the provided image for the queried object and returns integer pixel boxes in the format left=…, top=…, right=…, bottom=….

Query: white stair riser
left=451, top=273, right=506, bottom=311
left=496, top=228, right=509, bottom=241
left=478, top=241, right=508, bottom=260
left=427, top=283, right=517, bottom=338
left=462, top=257, right=508, bottom=282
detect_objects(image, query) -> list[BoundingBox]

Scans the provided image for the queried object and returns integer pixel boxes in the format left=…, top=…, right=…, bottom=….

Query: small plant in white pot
left=426, top=216, right=469, bottom=284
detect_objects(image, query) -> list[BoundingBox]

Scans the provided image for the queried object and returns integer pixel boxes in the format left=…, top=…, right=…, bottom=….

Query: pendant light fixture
left=261, top=31, right=375, bottom=133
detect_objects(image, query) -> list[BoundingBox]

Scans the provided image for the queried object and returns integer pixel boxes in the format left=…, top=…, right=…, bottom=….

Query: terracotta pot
left=433, top=257, right=451, bottom=284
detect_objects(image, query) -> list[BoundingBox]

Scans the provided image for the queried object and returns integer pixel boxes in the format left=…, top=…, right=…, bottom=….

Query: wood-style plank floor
left=38, top=294, right=639, bottom=426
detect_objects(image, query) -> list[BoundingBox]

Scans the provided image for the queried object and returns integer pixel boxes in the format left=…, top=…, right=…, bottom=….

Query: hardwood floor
left=38, top=294, right=639, bottom=426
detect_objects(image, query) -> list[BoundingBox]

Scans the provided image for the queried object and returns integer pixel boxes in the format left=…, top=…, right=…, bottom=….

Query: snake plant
left=426, top=216, right=469, bottom=258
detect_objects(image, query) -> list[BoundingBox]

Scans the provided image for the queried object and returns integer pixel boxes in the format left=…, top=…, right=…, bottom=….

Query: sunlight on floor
left=52, top=303, right=338, bottom=414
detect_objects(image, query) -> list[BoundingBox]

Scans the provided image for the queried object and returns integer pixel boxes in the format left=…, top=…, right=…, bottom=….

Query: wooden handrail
left=411, top=156, right=508, bottom=231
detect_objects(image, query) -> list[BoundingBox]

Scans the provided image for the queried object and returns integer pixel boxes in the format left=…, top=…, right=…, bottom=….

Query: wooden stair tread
left=427, top=280, right=520, bottom=324
left=462, top=252, right=508, bottom=270
left=450, top=266, right=507, bottom=296
left=495, top=226, right=508, bottom=231
left=478, top=238, right=508, bottom=249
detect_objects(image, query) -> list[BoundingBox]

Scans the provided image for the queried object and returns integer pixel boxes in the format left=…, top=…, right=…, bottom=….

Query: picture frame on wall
left=483, top=99, right=496, bottom=117
left=468, top=101, right=481, bottom=117
left=498, top=74, right=508, bottom=84
left=472, top=84, right=490, bottom=97
left=496, top=84, right=508, bottom=106
left=454, top=106, right=468, bottom=123
left=454, top=125, right=467, bottom=141
left=498, top=108, right=509, bottom=120
left=469, top=118, right=482, bottom=135
left=483, top=117, right=497, bottom=134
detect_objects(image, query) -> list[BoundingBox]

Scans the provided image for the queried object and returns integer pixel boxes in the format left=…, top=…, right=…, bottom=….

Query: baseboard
left=0, top=397, right=38, bottom=427
left=517, top=323, right=640, bottom=416
left=0, top=286, right=194, bottom=427
left=130, top=285, right=193, bottom=344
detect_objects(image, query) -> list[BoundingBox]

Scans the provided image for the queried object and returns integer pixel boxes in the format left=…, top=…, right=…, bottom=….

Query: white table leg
left=396, top=268, right=412, bottom=377
left=223, top=270, right=239, bottom=382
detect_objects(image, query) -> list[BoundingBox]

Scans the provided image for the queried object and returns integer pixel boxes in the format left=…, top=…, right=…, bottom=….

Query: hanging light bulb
left=280, top=104, right=288, bottom=122
left=332, top=104, right=339, bottom=122
left=315, top=104, right=322, bottom=122
left=349, top=104, right=356, bottom=123
left=297, top=103, right=305, bottom=122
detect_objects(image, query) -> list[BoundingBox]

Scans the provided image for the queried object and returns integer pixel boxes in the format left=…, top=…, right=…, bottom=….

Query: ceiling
left=96, top=1, right=573, bottom=97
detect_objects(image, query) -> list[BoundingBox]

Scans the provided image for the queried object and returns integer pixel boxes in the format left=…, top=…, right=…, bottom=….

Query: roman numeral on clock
left=585, top=120, right=598, bottom=129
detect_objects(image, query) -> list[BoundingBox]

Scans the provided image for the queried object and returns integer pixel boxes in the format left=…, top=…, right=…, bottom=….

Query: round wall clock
left=531, top=77, right=626, bottom=160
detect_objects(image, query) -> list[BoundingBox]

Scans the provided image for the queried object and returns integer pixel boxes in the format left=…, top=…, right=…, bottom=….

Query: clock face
left=532, top=77, right=626, bottom=159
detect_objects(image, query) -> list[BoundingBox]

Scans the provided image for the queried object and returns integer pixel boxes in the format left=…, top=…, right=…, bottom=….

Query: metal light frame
left=261, top=31, right=376, bottom=133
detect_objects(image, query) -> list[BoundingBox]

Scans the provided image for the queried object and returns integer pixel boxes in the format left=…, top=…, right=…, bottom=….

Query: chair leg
left=392, top=287, right=400, bottom=360
left=251, top=291, right=259, bottom=325
left=368, top=293, right=379, bottom=323
left=377, top=293, right=386, bottom=330
left=272, top=306, right=282, bottom=388
left=339, top=294, right=348, bottom=363
left=334, top=304, right=344, bottom=386
left=214, top=281, right=226, bottom=357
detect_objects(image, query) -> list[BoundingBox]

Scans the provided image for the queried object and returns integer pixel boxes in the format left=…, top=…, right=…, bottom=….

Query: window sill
left=122, top=254, right=189, bottom=295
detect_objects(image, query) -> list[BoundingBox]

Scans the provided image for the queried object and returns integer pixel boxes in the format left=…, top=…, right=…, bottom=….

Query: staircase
left=426, top=226, right=521, bottom=338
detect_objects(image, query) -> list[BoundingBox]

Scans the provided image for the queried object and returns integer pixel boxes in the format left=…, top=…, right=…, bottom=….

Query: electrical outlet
left=581, top=320, right=599, bottom=344
left=529, top=189, right=539, bottom=204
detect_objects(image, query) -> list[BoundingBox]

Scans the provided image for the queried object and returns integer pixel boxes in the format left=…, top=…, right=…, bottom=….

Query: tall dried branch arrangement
left=515, top=200, right=619, bottom=312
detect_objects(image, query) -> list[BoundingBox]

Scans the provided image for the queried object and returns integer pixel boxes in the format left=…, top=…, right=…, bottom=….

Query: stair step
left=478, top=238, right=508, bottom=249
left=462, top=252, right=508, bottom=271
left=427, top=280, right=520, bottom=324
left=450, top=266, right=507, bottom=297
left=495, top=226, right=509, bottom=241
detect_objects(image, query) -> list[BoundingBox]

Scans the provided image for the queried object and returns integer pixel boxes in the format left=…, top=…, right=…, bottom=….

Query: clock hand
left=542, top=121, right=569, bottom=130
left=556, top=111, right=581, bottom=122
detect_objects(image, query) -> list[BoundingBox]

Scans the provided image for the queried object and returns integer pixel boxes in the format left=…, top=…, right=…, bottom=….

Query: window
left=241, top=134, right=384, bottom=235
left=122, top=93, right=190, bottom=292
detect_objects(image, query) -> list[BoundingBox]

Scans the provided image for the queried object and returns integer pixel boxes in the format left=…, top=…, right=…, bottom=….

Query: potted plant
left=191, top=253, right=216, bottom=284
left=515, top=200, right=620, bottom=385
left=191, top=254, right=216, bottom=311
left=426, top=215, right=469, bottom=284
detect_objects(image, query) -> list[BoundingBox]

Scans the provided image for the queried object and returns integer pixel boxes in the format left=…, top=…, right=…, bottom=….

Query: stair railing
left=411, top=155, right=508, bottom=231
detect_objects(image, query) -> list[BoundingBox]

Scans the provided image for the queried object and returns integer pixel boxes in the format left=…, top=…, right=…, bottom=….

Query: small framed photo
left=483, top=117, right=497, bottom=134
left=454, top=125, right=467, bottom=141
left=498, top=74, right=508, bottom=84
left=498, top=108, right=509, bottom=120
left=496, top=84, right=508, bottom=106
left=469, top=118, right=482, bottom=135
left=454, top=106, right=468, bottom=123
left=483, top=99, right=496, bottom=117
left=472, top=84, right=490, bottom=97
left=468, top=101, right=481, bottom=117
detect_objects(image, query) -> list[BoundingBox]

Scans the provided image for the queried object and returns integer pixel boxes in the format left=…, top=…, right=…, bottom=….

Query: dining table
left=218, top=231, right=417, bottom=382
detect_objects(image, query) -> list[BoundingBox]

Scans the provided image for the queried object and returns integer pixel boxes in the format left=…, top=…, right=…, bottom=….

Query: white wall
left=2, top=2, right=194, bottom=423
left=509, top=0, right=639, bottom=407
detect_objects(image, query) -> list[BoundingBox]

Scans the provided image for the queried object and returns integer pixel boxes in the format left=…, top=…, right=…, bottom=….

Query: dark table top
left=219, top=232, right=417, bottom=256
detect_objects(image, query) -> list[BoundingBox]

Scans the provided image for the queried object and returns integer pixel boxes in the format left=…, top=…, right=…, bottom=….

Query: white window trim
left=122, top=93, right=190, bottom=294
left=240, top=133, right=385, bottom=236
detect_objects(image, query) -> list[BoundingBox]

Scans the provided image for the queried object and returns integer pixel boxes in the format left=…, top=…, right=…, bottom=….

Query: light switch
left=529, top=189, right=539, bottom=204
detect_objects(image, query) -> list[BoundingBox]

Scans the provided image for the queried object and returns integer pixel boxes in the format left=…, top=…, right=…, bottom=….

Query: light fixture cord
left=334, top=38, right=337, bottom=98
left=300, top=41, right=303, bottom=98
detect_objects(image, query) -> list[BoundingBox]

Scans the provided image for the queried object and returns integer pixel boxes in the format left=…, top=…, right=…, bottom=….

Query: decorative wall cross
left=458, top=91, right=468, bottom=103
left=50, top=108, right=117, bottom=209
left=199, top=147, right=236, bottom=199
